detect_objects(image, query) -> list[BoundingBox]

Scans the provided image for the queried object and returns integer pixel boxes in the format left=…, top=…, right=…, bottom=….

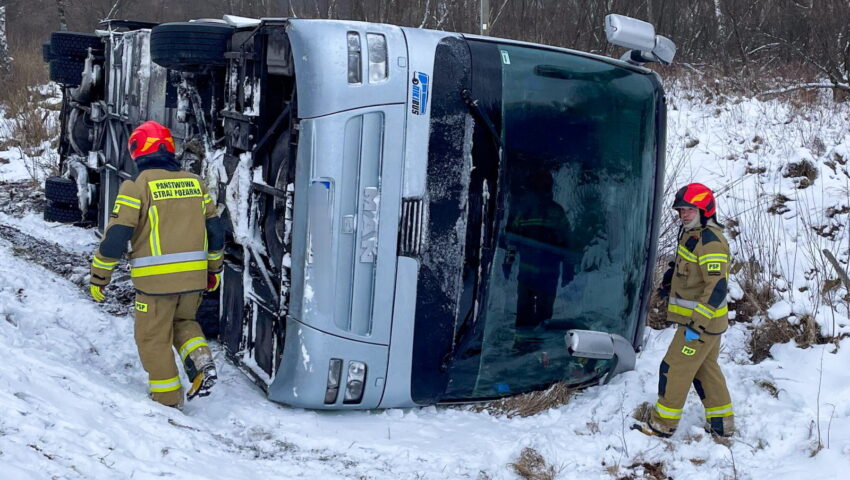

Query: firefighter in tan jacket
left=88, top=121, right=225, bottom=409
left=634, top=183, right=734, bottom=438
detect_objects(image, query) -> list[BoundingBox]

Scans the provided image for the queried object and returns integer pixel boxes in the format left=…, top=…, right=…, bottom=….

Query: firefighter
left=633, top=183, right=734, bottom=438
left=504, top=169, right=572, bottom=350
left=88, top=121, right=225, bottom=409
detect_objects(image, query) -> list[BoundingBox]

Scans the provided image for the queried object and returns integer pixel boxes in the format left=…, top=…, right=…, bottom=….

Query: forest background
left=2, top=0, right=850, bottom=98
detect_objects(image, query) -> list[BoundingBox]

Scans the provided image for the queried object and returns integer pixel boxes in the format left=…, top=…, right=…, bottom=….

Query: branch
left=489, top=0, right=511, bottom=30
left=680, top=63, right=706, bottom=76
left=760, top=30, right=836, bottom=81
left=418, top=0, right=430, bottom=28
left=105, top=0, right=124, bottom=21
left=757, top=82, right=850, bottom=98
left=746, top=42, right=781, bottom=56
left=823, top=249, right=850, bottom=293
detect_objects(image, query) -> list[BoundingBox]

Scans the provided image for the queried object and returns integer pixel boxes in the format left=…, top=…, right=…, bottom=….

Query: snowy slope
left=1, top=86, right=849, bottom=479
left=663, top=84, right=850, bottom=338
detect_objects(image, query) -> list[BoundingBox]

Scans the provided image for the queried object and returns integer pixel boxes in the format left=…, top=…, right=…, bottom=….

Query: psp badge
left=411, top=71, right=430, bottom=115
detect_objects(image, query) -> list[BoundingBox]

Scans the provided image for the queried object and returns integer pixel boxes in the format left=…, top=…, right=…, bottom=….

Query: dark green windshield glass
left=446, top=44, right=659, bottom=400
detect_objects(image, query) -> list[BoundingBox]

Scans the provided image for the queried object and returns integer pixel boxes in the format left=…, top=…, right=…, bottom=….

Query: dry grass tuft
left=631, top=401, right=653, bottom=423
left=646, top=292, right=670, bottom=330
left=0, top=36, right=48, bottom=102
left=728, top=259, right=777, bottom=325
left=756, top=379, right=780, bottom=398
left=646, top=255, right=674, bottom=330
left=509, top=447, right=558, bottom=480
left=782, top=159, right=819, bottom=189
left=767, top=194, right=792, bottom=215
left=474, top=382, right=572, bottom=418
left=748, top=315, right=834, bottom=363
left=615, top=461, right=671, bottom=480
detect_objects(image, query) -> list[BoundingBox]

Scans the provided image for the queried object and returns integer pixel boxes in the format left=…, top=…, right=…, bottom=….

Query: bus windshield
left=445, top=43, right=661, bottom=400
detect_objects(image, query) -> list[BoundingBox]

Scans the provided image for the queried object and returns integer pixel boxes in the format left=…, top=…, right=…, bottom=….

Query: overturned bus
left=42, top=14, right=673, bottom=408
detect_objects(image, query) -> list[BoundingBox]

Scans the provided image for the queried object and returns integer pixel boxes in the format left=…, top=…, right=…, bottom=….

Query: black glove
left=657, top=261, right=674, bottom=299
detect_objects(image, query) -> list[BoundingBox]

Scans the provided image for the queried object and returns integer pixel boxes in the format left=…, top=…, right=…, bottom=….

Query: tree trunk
left=0, top=6, right=10, bottom=79
left=56, top=0, right=69, bottom=31
left=713, top=0, right=724, bottom=39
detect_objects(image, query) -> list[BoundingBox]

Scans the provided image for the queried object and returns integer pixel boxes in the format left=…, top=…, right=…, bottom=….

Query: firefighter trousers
left=649, top=325, right=734, bottom=436
left=133, top=291, right=213, bottom=407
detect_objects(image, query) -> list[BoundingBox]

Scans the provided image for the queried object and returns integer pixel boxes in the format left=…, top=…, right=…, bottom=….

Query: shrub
left=509, top=447, right=558, bottom=480
left=0, top=39, right=59, bottom=179
left=748, top=315, right=832, bottom=363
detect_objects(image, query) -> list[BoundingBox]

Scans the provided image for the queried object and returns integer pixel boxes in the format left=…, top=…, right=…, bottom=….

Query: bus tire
left=49, top=32, right=103, bottom=58
left=49, top=58, right=85, bottom=86
left=42, top=43, right=54, bottom=62
left=44, top=202, right=82, bottom=223
left=150, top=22, right=234, bottom=72
left=45, top=177, right=79, bottom=204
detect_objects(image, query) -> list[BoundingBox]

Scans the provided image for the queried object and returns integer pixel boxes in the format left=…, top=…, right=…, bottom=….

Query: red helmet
left=128, top=121, right=175, bottom=160
left=672, top=183, right=716, bottom=217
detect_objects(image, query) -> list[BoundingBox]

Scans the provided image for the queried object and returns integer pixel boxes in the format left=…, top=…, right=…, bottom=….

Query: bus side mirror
left=650, top=35, right=676, bottom=65
left=604, top=14, right=676, bottom=66
left=565, top=329, right=636, bottom=384
left=604, top=14, right=655, bottom=51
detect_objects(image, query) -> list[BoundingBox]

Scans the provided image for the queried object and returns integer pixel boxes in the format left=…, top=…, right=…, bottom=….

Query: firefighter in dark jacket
left=89, top=121, right=225, bottom=409
left=506, top=170, right=572, bottom=329
left=634, top=183, right=735, bottom=438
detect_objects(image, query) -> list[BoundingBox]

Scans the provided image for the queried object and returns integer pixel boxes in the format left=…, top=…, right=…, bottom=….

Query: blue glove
left=684, top=327, right=700, bottom=342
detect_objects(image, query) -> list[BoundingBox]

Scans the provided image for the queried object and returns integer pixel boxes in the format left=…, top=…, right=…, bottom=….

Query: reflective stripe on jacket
left=91, top=169, right=224, bottom=295
left=667, top=220, right=730, bottom=335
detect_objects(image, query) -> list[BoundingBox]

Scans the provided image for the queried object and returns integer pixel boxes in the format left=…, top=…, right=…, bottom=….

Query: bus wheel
left=49, top=58, right=85, bottom=86
left=44, top=177, right=79, bottom=205
left=49, top=32, right=103, bottom=58
left=42, top=43, right=54, bottom=62
left=150, top=22, right=235, bottom=73
left=44, top=202, right=82, bottom=224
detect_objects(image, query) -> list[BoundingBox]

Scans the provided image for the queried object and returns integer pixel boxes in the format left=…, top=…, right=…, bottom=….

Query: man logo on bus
left=411, top=71, right=430, bottom=115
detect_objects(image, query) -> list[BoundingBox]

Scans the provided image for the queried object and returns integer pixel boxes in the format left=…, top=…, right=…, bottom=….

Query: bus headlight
left=347, top=32, right=362, bottom=83
left=324, top=358, right=343, bottom=404
left=343, top=361, right=367, bottom=404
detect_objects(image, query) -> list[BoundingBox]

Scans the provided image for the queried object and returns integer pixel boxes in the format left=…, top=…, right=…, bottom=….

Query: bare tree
left=0, top=6, right=10, bottom=79
left=105, top=0, right=124, bottom=20
left=56, top=0, right=69, bottom=31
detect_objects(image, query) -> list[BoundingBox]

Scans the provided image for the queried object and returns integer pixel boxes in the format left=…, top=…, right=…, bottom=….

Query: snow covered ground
left=1, top=84, right=849, bottom=479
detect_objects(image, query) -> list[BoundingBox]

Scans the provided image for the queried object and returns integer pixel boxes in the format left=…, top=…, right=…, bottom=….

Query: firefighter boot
left=185, top=346, right=217, bottom=401
left=151, top=388, right=185, bottom=411
left=630, top=422, right=672, bottom=438
left=706, top=415, right=735, bottom=438
left=187, top=364, right=217, bottom=401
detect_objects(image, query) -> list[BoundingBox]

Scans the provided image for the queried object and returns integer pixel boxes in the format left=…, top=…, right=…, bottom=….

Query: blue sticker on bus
left=411, top=71, right=430, bottom=115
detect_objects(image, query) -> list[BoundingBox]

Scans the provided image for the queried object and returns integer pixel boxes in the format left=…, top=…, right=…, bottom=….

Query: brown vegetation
left=615, top=461, right=671, bottom=480
left=473, top=382, right=571, bottom=418
left=748, top=315, right=835, bottom=364
left=0, top=36, right=58, bottom=178
left=767, top=194, right=792, bottom=215
left=728, top=259, right=776, bottom=325
left=783, top=159, right=819, bottom=189
left=646, top=292, right=670, bottom=330
left=631, top=401, right=652, bottom=424
left=509, top=447, right=558, bottom=480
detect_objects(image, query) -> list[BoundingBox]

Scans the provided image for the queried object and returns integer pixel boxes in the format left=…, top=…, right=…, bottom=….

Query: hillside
left=0, top=83, right=849, bottom=479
